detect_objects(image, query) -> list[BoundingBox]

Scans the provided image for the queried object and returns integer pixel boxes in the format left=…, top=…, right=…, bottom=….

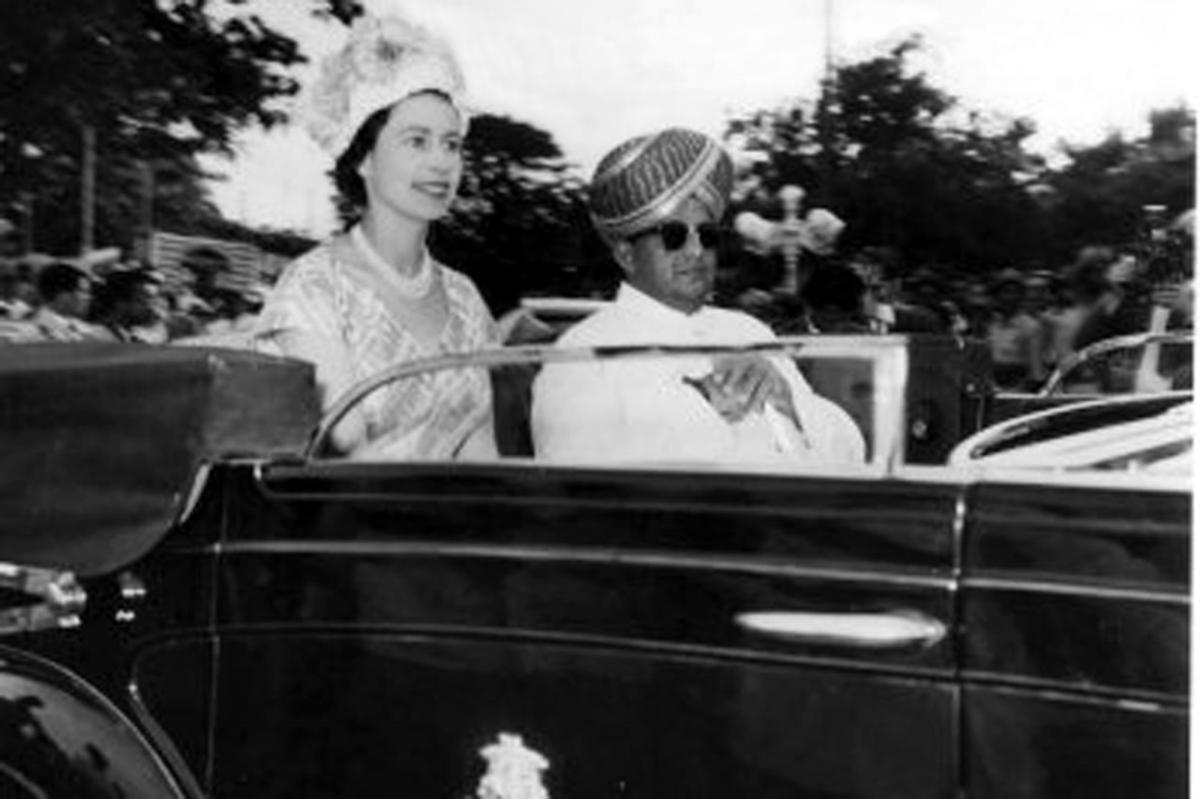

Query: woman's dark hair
left=332, top=90, right=459, bottom=213
left=333, top=107, right=393, bottom=211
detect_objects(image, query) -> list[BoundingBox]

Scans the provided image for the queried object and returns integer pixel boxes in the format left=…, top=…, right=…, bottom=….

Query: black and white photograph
left=0, top=0, right=1194, bottom=796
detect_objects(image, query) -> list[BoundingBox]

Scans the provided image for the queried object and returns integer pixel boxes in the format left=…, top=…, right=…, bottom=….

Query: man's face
left=615, top=196, right=718, bottom=314
left=120, top=279, right=166, bottom=326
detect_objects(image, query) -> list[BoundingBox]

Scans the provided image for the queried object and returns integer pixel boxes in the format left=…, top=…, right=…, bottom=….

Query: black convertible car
left=0, top=337, right=1189, bottom=798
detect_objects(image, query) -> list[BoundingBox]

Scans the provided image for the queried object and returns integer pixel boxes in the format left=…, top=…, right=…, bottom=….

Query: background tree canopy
left=0, top=0, right=309, bottom=253
left=725, top=36, right=1194, bottom=281
left=1, top=4, right=1192, bottom=304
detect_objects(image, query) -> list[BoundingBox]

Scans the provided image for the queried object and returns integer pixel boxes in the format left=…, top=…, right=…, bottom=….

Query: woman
left=254, top=14, right=497, bottom=460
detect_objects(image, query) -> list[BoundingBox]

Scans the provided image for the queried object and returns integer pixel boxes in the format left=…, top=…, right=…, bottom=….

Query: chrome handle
left=0, top=563, right=87, bottom=635
left=735, top=609, right=947, bottom=649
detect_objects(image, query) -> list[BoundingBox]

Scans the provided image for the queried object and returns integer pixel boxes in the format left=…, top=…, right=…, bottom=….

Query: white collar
left=614, top=282, right=711, bottom=327
left=350, top=225, right=436, bottom=300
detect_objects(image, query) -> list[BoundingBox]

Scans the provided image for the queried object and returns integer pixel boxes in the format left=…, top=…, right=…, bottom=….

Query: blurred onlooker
left=1045, top=249, right=1114, bottom=365
left=162, top=292, right=210, bottom=340
left=0, top=218, right=30, bottom=319
left=885, top=268, right=948, bottom=333
left=1072, top=250, right=1158, bottom=351
left=0, top=264, right=33, bottom=320
left=960, top=280, right=993, bottom=339
left=15, top=264, right=39, bottom=308
left=986, top=268, right=1045, bottom=390
left=90, top=268, right=169, bottom=343
left=30, top=261, right=106, bottom=341
left=205, top=287, right=263, bottom=337
left=800, top=263, right=871, bottom=333
left=1022, top=270, right=1055, bottom=317
left=180, top=246, right=230, bottom=306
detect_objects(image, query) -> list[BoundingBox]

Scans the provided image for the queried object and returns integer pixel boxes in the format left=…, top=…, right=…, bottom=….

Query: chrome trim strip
left=214, top=540, right=956, bottom=590
left=206, top=622, right=956, bottom=680
left=960, top=669, right=1186, bottom=710
left=961, top=575, right=1188, bottom=604
left=125, top=679, right=208, bottom=799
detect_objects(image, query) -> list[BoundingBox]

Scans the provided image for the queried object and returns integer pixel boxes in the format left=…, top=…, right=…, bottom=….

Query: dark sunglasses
left=641, top=221, right=723, bottom=252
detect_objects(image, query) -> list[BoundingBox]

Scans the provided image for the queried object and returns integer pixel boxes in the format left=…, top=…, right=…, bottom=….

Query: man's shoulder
left=554, top=303, right=626, bottom=348
left=699, top=304, right=778, bottom=341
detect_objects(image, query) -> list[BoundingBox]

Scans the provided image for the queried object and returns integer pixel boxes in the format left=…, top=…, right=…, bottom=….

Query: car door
left=193, top=458, right=963, bottom=798
left=960, top=472, right=1190, bottom=798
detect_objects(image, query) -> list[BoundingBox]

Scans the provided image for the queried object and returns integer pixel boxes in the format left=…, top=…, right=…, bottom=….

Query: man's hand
left=686, top=354, right=796, bottom=424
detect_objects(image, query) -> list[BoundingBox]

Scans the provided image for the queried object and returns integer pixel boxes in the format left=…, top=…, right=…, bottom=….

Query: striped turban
left=588, top=128, right=734, bottom=243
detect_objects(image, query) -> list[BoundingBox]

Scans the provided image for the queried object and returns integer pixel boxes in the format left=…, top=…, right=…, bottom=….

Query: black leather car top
left=0, top=343, right=319, bottom=575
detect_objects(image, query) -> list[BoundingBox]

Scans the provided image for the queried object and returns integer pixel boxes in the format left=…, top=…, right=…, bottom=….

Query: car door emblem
left=473, top=732, right=550, bottom=799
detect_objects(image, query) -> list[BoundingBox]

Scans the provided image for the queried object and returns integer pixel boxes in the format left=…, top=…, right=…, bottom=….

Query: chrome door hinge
left=0, top=563, right=87, bottom=635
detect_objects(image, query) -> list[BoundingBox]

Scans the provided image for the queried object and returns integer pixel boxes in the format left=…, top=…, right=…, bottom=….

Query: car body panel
left=0, top=341, right=1188, bottom=798
left=960, top=479, right=1189, bottom=798
left=185, top=460, right=962, bottom=796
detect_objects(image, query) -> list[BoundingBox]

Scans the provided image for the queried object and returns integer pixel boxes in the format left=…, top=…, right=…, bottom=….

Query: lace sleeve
left=445, top=268, right=499, bottom=349
left=255, top=250, right=344, bottom=347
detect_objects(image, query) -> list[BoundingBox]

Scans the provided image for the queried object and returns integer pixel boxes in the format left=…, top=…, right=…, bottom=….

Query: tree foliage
left=430, top=114, right=598, bottom=312
left=0, top=0, right=596, bottom=307
left=0, top=0, right=307, bottom=254
left=725, top=37, right=1193, bottom=281
left=1041, top=104, right=1195, bottom=259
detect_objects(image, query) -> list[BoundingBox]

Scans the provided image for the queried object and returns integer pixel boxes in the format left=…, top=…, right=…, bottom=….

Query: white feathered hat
left=299, top=13, right=470, bottom=157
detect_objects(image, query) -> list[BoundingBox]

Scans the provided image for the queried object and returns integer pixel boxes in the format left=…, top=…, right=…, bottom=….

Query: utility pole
left=824, top=0, right=834, bottom=81
left=816, top=0, right=836, bottom=203
left=137, top=160, right=155, bottom=263
left=80, top=123, right=96, bottom=256
left=140, top=161, right=155, bottom=234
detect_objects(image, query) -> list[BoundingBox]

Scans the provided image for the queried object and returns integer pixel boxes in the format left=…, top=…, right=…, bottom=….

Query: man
left=800, top=262, right=872, bottom=334
left=30, top=261, right=105, bottom=341
left=985, top=268, right=1045, bottom=390
left=531, top=127, right=864, bottom=465
left=90, top=268, right=169, bottom=343
left=0, top=218, right=32, bottom=320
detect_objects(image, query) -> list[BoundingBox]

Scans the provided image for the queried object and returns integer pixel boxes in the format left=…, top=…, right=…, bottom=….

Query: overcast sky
left=203, top=0, right=1198, bottom=236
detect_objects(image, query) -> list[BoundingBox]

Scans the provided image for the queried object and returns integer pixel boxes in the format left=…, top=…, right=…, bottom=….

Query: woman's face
left=360, top=92, right=464, bottom=222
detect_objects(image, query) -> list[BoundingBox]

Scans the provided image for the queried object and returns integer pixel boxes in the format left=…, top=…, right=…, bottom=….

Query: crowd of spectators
left=727, top=233, right=1193, bottom=392
left=1, top=211, right=1192, bottom=395
left=0, top=221, right=263, bottom=346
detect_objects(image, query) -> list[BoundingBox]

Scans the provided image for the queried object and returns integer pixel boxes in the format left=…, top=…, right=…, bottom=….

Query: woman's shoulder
left=255, top=238, right=347, bottom=340
left=436, top=262, right=497, bottom=344
left=272, top=239, right=340, bottom=288
left=437, top=261, right=481, bottom=295
left=438, top=263, right=491, bottom=311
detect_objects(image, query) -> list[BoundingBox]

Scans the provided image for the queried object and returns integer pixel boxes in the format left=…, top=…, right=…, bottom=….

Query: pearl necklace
left=351, top=226, right=436, bottom=300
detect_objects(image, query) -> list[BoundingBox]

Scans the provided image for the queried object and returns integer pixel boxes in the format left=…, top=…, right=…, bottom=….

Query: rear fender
left=0, top=644, right=195, bottom=799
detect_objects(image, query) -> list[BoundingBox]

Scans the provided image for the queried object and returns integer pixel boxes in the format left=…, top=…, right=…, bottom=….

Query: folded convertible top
left=0, top=343, right=319, bottom=575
